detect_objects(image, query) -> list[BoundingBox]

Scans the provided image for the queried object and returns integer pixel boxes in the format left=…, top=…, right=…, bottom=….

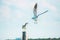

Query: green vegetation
left=28, top=38, right=60, bottom=40
left=6, top=38, right=60, bottom=40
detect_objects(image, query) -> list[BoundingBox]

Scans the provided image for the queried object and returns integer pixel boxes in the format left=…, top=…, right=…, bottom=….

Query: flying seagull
left=32, top=3, right=37, bottom=22
left=32, top=3, right=48, bottom=23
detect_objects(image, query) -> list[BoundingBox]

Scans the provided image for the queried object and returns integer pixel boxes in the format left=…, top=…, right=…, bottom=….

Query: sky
left=0, top=0, right=60, bottom=40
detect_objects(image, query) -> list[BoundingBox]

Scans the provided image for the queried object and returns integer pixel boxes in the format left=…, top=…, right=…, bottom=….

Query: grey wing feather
left=33, top=3, right=37, bottom=16
left=38, top=10, right=48, bottom=16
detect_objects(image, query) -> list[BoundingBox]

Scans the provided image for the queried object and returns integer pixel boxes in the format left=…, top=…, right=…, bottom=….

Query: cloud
left=3, top=0, right=31, bottom=9
left=41, top=0, right=57, bottom=12
left=1, top=0, right=34, bottom=19
left=0, top=5, right=10, bottom=19
left=12, top=10, right=25, bottom=19
left=1, top=0, right=24, bottom=8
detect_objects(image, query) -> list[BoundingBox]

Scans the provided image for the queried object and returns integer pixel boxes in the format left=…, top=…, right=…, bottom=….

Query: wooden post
left=22, top=23, right=28, bottom=40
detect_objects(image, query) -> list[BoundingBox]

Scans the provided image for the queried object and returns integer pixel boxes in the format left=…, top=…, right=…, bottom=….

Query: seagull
left=32, top=3, right=48, bottom=23
left=22, top=23, right=28, bottom=29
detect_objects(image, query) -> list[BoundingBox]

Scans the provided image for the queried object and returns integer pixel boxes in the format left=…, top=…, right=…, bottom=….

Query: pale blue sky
left=0, top=0, right=60, bottom=40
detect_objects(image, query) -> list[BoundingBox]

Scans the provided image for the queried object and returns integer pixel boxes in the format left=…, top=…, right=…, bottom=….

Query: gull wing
left=33, top=3, right=37, bottom=16
left=38, top=10, right=48, bottom=16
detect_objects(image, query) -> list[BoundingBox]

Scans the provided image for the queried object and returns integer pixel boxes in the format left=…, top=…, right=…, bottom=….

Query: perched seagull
left=22, top=23, right=28, bottom=29
left=32, top=3, right=48, bottom=23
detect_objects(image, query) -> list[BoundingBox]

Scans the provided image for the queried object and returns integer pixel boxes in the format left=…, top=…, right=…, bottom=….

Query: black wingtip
left=44, top=10, right=48, bottom=13
left=34, top=3, right=37, bottom=9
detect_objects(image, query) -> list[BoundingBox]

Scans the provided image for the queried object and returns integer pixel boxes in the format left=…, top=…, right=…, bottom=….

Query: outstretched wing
left=38, top=10, right=48, bottom=16
left=33, top=3, right=37, bottom=16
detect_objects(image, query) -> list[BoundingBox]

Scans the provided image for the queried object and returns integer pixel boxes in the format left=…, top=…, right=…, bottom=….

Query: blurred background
left=0, top=0, right=60, bottom=40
